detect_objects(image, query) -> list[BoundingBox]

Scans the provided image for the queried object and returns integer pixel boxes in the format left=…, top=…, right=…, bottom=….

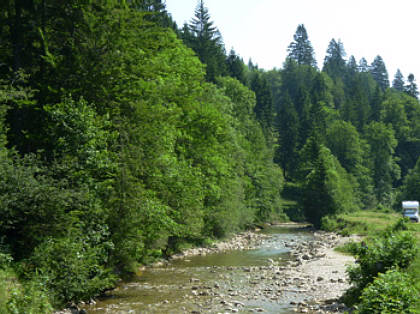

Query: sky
left=166, top=0, right=420, bottom=82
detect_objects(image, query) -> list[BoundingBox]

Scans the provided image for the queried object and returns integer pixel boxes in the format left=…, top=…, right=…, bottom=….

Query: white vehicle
left=402, top=201, right=419, bottom=222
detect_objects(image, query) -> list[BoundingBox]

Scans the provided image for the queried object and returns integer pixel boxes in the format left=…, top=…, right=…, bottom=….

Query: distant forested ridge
left=0, top=0, right=419, bottom=310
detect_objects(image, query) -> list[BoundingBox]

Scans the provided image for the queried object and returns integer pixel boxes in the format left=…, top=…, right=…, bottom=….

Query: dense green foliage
left=324, top=213, right=420, bottom=313
left=357, top=269, right=417, bottom=313
left=0, top=0, right=419, bottom=310
left=0, top=1, right=285, bottom=308
left=346, top=229, right=417, bottom=295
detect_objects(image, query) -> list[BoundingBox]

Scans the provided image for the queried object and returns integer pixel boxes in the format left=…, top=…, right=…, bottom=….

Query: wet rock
left=302, top=254, right=311, bottom=260
left=233, top=301, right=245, bottom=307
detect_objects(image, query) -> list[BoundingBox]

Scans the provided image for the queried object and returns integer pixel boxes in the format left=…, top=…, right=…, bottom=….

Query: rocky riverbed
left=77, top=224, right=358, bottom=314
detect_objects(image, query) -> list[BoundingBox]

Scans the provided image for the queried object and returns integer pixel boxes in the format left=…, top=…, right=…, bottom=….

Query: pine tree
left=287, top=24, right=317, bottom=67
left=250, top=72, right=274, bottom=135
left=136, top=0, right=178, bottom=29
left=370, top=55, right=389, bottom=91
left=301, top=136, right=357, bottom=228
left=400, top=156, right=420, bottom=201
left=323, top=39, right=346, bottom=80
left=226, top=49, right=246, bottom=85
left=342, top=75, right=370, bottom=131
left=405, top=73, right=419, bottom=98
left=274, top=93, right=298, bottom=179
left=392, top=69, right=405, bottom=92
left=358, top=58, right=369, bottom=72
left=184, top=0, right=227, bottom=82
left=369, top=86, right=383, bottom=122
left=347, top=55, right=358, bottom=73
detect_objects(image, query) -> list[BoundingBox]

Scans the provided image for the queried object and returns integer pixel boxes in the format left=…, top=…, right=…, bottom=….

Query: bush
left=27, top=233, right=116, bottom=306
left=345, top=229, right=417, bottom=304
left=357, top=269, right=417, bottom=313
left=6, top=279, right=53, bottom=314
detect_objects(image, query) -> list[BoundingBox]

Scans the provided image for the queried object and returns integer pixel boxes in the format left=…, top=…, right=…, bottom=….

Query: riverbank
left=282, top=231, right=358, bottom=313
left=77, top=223, right=360, bottom=313
left=173, top=224, right=358, bottom=312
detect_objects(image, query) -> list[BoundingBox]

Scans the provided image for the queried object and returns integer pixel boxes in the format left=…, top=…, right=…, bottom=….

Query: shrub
left=27, top=233, right=116, bottom=306
left=346, top=230, right=417, bottom=303
left=6, top=279, right=53, bottom=314
left=357, top=269, right=417, bottom=313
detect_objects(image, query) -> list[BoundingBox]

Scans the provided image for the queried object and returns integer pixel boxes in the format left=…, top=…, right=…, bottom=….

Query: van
left=402, top=201, right=419, bottom=222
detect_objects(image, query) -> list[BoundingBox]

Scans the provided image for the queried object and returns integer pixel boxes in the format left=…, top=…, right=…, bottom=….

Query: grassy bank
left=323, top=210, right=420, bottom=312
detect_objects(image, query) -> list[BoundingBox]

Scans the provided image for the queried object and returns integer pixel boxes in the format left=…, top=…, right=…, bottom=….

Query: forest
left=0, top=0, right=419, bottom=311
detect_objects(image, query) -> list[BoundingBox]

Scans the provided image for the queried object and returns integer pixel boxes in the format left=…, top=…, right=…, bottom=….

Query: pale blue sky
left=166, top=0, right=420, bottom=82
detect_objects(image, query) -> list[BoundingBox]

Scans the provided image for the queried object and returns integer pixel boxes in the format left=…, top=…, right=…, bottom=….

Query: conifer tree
left=343, top=76, right=370, bottom=130
left=323, top=39, right=346, bottom=80
left=274, top=93, right=298, bottom=179
left=184, top=0, right=227, bottom=82
left=347, top=55, right=358, bottom=73
left=369, top=86, right=384, bottom=122
left=392, top=69, right=405, bottom=92
left=358, top=58, right=369, bottom=72
left=226, top=49, right=247, bottom=85
left=250, top=72, right=274, bottom=135
left=131, top=0, right=176, bottom=28
left=287, top=24, right=317, bottom=67
left=405, top=73, right=419, bottom=98
left=300, top=136, right=357, bottom=228
left=400, top=156, right=420, bottom=201
left=370, top=55, right=389, bottom=91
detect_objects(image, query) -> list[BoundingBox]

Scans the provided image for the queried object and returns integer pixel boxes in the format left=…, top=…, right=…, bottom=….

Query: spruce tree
left=358, top=58, right=369, bottom=72
left=287, top=24, right=317, bottom=67
left=131, top=0, right=176, bottom=28
left=370, top=55, right=389, bottom=91
left=250, top=72, right=274, bottom=135
left=184, top=0, right=227, bottom=82
left=392, top=69, right=405, bottom=92
left=347, top=55, right=358, bottom=73
left=323, top=39, right=346, bottom=80
left=274, top=93, right=298, bottom=179
left=226, top=49, right=247, bottom=85
left=405, top=73, right=419, bottom=98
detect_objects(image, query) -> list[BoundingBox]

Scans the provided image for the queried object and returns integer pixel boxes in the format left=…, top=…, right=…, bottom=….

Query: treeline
left=0, top=0, right=420, bottom=311
left=265, top=26, right=420, bottom=227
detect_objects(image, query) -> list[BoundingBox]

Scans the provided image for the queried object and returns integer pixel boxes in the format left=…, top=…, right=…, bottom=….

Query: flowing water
left=84, top=226, right=314, bottom=313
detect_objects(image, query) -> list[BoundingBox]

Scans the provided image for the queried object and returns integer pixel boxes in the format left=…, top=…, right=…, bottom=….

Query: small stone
left=317, top=276, right=324, bottom=282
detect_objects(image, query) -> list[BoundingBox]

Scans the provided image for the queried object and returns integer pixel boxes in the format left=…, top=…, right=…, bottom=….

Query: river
left=82, top=225, right=350, bottom=313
